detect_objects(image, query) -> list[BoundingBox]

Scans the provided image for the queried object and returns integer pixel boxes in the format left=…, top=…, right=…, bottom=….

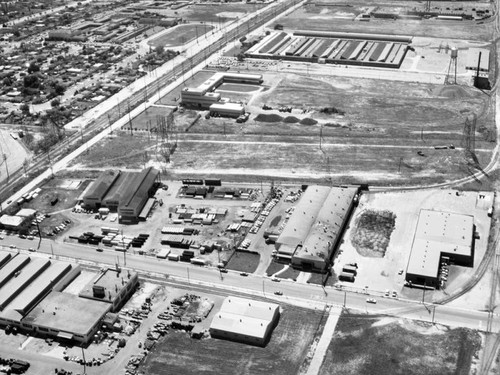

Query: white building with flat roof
left=406, top=210, right=474, bottom=289
left=209, top=296, right=279, bottom=346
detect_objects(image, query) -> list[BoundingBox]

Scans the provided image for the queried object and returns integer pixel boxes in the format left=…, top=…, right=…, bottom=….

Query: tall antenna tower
left=445, top=47, right=458, bottom=85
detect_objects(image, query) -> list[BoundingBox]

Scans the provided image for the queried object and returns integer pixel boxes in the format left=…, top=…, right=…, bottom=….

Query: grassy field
left=152, top=3, right=266, bottom=23
left=148, top=24, right=214, bottom=48
left=275, top=2, right=493, bottom=41
left=266, top=261, right=286, bottom=276
left=225, top=251, right=260, bottom=273
left=319, top=315, right=481, bottom=375
left=277, top=266, right=301, bottom=281
left=68, top=134, right=155, bottom=169
left=140, top=304, right=327, bottom=375
left=123, top=106, right=174, bottom=132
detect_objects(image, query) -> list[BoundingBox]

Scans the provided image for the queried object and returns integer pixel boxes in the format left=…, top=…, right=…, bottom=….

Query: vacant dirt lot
left=319, top=315, right=481, bottom=375
left=148, top=24, right=214, bottom=48
left=151, top=3, right=266, bottom=23
left=140, top=304, right=328, bottom=375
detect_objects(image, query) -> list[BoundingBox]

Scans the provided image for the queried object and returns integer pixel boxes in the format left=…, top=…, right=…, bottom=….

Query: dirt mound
left=254, top=113, right=283, bottom=123
left=433, top=85, right=472, bottom=99
left=300, top=118, right=318, bottom=126
left=283, top=116, right=300, bottom=123
left=351, top=210, right=396, bottom=258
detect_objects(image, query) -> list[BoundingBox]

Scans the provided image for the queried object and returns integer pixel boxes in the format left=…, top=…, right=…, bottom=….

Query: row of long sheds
left=246, top=31, right=411, bottom=68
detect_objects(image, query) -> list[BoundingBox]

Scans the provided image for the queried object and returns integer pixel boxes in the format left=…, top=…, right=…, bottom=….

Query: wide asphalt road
left=1, top=235, right=497, bottom=333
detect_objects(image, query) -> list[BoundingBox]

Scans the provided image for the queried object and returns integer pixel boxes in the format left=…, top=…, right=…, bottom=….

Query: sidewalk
left=305, top=307, right=341, bottom=375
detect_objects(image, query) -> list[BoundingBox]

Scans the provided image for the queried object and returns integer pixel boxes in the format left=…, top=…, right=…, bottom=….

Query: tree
left=20, top=103, right=30, bottom=114
left=27, top=62, right=40, bottom=74
left=54, top=84, right=65, bottom=96
left=2, top=77, right=12, bottom=86
left=23, top=74, right=40, bottom=89
left=155, top=45, right=165, bottom=56
left=50, top=98, right=60, bottom=108
left=236, top=53, right=245, bottom=62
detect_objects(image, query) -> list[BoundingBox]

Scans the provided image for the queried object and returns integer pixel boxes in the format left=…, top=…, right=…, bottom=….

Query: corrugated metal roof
left=4, top=262, right=72, bottom=315
left=0, top=255, right=30, bottom=289
left=0, top=258, right=50, bottom=310
left=83, top=170, right=120, bottom=201
left=293, top=186, right=358, bottom=263
left=276, top=186, right=331, bottom=252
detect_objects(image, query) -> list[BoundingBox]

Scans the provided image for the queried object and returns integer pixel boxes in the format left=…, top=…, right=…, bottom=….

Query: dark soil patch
left=307, top=271, right=337, bottom=286
left=266, top=261, right=285, bottom=276
left=141, top=305, right=327, bottom=375
left=277, top=266, right=301, bottom=281
left=351, top=210, right=396, bottom=257
left=319, top=315, right=482, bottom=375
left=254, top=113, right=284, bottom=123
left=283, top=116, right=300, bottom=123
left=300, top=118, right=318, bottom=126
left=225, top=251, right=260, bottom=273
left=269, top=215, right=282, bottom=227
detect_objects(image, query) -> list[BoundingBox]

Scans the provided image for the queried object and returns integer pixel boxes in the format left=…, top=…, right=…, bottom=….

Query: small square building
left=79, top=268, right=138, bottom=312
left=209, top=296, right=280, bottom=346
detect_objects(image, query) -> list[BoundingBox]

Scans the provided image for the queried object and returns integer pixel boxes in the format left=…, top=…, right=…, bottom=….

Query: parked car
left=96, top=248, right=103, bottom=252
left=28, top=248, right=36, bottom=252
left=274, top=291, right=283, bottom=296
left=240, top=272, right=249, bottom=277
left=219, top=268, right=228, bottom=273
left=271, top=277, right=280, bottom=282
left=366, top=298, right=377, bottom=304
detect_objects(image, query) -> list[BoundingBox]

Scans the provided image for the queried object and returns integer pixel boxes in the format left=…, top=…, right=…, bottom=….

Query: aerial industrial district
left=0, top=0, right=498, bottom=374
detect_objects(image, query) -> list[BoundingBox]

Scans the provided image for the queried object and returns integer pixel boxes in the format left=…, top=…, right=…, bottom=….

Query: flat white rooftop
left=407, top=210, right=473, bottom=278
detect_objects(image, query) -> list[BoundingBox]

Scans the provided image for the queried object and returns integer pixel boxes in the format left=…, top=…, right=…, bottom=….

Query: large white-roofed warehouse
left=275, top=185, right=359, bottom=273
left=209, top=296, right=280, bottom=346
left=405, top=209, right=475, bottom=289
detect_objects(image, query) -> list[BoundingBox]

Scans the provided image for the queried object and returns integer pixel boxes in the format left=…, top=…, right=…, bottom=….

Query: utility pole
left=422, top=281, right=426, bottom=304
left=3, top=154, right=8, bottom=181
left=35, top=221, right=42, bottom=250
left=81, top=347, right=87, bottom=375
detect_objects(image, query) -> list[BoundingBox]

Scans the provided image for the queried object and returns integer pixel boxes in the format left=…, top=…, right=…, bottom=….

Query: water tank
left=451, top=47, right=458, bottom=59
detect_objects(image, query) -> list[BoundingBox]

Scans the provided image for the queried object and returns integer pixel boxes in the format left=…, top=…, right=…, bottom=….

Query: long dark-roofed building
left=275, top=185, right=359, bottom=273
left=82, top=167, right=160, bottom=223
left=82, top=170, right=121, bottom=208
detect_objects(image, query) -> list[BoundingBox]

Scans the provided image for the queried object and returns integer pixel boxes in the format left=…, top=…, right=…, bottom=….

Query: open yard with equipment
left=319, top=315, right=482, bottom=375
left=140, top=304, right=328, bottom=375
